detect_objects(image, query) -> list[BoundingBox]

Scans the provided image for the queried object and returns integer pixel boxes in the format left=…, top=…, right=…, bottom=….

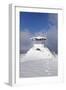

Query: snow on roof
left=31, top=36, right=47, bottom=40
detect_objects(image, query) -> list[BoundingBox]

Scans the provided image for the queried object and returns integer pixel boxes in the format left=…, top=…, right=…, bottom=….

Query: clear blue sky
left=20, top=12, right=58, bottom=53
left=20, top=12, right=56, bottom=33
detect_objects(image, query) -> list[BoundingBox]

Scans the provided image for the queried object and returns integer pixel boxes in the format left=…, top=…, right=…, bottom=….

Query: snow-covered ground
left=19, top=54, right=58, bottom=77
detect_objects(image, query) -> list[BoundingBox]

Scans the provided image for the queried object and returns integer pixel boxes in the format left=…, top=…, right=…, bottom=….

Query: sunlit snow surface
left=19, top=54, right=58, bottom=77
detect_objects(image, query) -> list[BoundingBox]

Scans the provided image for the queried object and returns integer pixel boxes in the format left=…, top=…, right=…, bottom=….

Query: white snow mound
left=20, top=45, right=54, bottom=62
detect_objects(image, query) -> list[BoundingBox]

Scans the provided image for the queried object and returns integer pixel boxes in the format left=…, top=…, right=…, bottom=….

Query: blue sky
left=20, top=12, right=57, bottom=33
left=20, top=12, right=58, bottom=54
